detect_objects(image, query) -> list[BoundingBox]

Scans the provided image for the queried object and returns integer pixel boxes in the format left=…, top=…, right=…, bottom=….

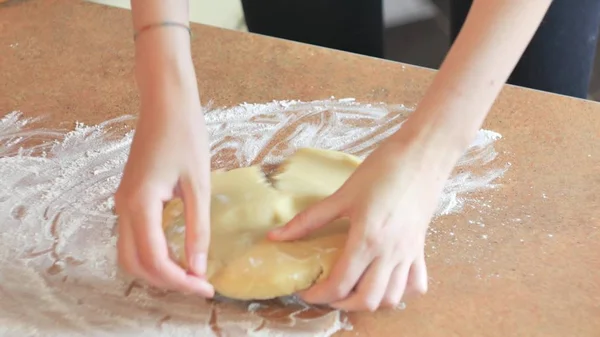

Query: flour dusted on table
left=0, top=99, right=507, bottom=337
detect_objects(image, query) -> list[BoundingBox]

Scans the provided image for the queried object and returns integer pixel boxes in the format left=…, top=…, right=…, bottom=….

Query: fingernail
left=193, top=253, right=207, bottom=275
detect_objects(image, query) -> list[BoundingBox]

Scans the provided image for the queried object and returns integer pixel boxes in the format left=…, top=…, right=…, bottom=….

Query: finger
left=115, top=190, right=172, bottom=289
left=299, top=228, right=372, bottom=304
left=404, top=255, right=428, bottom=300
left=130, top=195, right=214, bottom=297
left=179, top=175, right=211, bottom=276
left=117, top=217, right=172, bottom=289
left=380, top=263, right=411, bottom=309
left=331, top=257, right=395, bottom=312
left=116, top=216, right=145, bottom=278
left=269, top=193, right=343, bottom=241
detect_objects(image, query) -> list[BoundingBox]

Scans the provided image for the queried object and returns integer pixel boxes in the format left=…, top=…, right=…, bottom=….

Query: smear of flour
left=0, top=98, right=507, bottom=337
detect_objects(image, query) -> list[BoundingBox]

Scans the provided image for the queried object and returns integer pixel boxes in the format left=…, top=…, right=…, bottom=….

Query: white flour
left=0, top=98, right=508, bottom=337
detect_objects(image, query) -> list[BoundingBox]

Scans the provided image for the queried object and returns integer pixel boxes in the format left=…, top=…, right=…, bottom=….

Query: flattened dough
left=162, top=148, right=362, bottom=300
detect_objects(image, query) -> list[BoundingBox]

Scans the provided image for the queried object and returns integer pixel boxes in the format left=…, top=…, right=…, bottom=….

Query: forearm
left=130, top=0, right=197, bottom=102
left=394, top=0, right=551, bottom=163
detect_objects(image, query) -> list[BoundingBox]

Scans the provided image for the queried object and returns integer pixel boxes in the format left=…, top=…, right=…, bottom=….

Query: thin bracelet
left=133, top=21, right=192, bottom=41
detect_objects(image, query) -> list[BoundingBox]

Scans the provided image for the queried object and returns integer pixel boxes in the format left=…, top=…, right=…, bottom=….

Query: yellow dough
left=162, top=148, right=362, bottom=300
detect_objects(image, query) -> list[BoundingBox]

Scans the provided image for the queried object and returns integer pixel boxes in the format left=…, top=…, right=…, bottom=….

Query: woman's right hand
left=114, top=38, right=214, bottom=296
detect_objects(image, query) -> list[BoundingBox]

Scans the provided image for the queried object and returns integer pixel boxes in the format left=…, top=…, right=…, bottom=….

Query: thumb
left=180, top=176, right=211, bottom=277
left=269, top=194, right=343, bottom=241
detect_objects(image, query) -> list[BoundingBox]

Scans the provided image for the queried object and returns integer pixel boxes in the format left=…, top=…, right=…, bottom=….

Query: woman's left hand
left=268, top=131, right=457, bottom=311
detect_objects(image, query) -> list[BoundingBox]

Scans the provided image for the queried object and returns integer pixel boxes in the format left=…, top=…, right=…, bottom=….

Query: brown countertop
left=1, top=1, right=599, bottom=336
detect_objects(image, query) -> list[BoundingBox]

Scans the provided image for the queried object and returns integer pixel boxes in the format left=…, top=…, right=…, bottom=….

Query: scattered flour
left=0, top=98, right=508, bottom=336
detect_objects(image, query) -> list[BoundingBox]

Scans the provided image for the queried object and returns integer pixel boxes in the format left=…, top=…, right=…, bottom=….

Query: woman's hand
left=267, top=0, right=552, bottom=311
left=268, top=127, right=459, bottom=311
left=114, top=38, right=214, bottom=297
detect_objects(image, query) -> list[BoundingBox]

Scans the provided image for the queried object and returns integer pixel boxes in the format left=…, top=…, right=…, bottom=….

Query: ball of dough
left=161, top=148, right=361, bottom=300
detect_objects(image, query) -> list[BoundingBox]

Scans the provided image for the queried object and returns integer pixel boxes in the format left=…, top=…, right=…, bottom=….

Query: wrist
left=389, top=75, right=493, bottom=172
left=388, top=111, right=469, bottom=175
left=134, top=27, right=197, bottom=93
left=134, top=39, right=200, bottom=120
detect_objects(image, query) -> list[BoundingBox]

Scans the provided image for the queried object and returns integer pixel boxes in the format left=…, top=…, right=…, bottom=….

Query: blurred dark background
left=84, top=0, right=600, bottom=100
left=384, top=0, right=600, bottom=100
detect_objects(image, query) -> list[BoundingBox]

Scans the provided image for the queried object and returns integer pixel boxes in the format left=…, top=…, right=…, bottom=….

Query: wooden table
left=2, top=1, right=599, bottom=336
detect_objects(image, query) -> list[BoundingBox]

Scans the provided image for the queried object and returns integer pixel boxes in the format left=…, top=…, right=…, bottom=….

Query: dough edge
left=161, top=148, right=362, bottom=300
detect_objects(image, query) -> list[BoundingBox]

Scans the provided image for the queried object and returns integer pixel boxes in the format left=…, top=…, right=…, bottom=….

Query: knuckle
left=129, top=192, right=150, bottom=211
left=115, top=187, right=153, bottom=214
left=139, top=255, right=163, bottom=275
left=331, top=286, right=350, bottom=301
left=117, top=195, right=141, bottom=214
left=293, top=210, right=312, bottom=227
left=362, top=231, right=383, bottom=253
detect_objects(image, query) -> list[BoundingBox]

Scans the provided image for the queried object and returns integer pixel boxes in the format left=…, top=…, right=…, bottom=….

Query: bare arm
left=269, top=0, right=554, bottom=311
left=115, top=1, right=213, bottom=296
left=394, top=0, right=552, bottom=163
left=130, top=0, right=197, bottom=105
